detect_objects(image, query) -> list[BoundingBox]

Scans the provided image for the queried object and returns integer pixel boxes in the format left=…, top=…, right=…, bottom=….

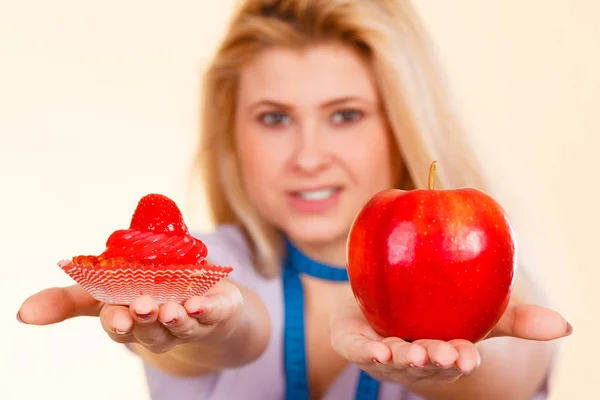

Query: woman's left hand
left=330, top=297, right=572, bottom=385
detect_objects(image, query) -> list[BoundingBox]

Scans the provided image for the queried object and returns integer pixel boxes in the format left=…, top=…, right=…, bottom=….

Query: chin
left=282, top=217, right=350, bottom=248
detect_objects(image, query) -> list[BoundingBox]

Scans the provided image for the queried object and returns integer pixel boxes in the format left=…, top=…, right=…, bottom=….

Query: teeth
left=297, top=188, right=337, bottom=201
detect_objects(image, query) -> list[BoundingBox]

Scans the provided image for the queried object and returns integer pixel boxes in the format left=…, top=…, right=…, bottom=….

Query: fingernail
left=372, top=358, right=387, bottom=365
left=16, top=311, right=24, bottom=323
left=409, top=363, right=422, bottom=369
left=189, top=310, right=202, bottom=318
left=566, top=322, right=573, bottom=336
left=114, top=328, right=129, bottom=335
left=161, top=318, right=176, bottom=326
left=136, top=312, right=152, bottom=320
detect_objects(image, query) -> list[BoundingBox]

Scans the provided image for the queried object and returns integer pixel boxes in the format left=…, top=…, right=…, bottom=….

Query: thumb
left=18, top=285, right=103, bottom=325
left=487, top=304, right=572, bottom=341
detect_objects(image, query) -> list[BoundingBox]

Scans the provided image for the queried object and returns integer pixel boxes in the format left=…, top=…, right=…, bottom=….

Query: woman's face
left=234, top=42, right=398, bottom=252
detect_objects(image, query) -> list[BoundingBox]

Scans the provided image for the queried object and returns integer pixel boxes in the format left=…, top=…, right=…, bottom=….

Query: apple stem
left=428, top=161, right=437, bottom=190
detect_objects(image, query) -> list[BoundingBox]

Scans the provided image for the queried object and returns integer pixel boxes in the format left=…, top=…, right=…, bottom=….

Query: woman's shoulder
left=193, top=223, right=249, bottom=259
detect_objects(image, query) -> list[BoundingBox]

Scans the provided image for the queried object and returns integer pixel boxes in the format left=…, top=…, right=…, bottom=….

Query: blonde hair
left=195, top=0, right=543, bottom=302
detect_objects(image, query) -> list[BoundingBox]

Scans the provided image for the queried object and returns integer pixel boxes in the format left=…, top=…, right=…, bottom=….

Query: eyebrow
left=247, top=96, right=370, bottom=112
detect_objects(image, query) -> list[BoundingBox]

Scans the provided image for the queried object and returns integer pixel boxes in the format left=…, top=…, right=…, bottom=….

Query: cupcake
left=58, top=194, right=233, bottom=305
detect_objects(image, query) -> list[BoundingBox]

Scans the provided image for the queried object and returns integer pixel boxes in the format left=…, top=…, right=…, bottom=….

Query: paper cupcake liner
left=58, top=258, right=233, bottom=305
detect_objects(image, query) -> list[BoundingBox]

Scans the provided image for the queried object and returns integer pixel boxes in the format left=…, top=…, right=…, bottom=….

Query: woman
left=18, top=0, right=571, bottom=399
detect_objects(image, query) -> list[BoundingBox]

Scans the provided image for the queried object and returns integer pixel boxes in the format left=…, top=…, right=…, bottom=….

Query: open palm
left=330, top=297, right=571, bottom=385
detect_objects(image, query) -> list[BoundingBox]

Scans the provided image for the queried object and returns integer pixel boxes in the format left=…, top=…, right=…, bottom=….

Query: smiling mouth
left=292, top=187, right=341, bottom=201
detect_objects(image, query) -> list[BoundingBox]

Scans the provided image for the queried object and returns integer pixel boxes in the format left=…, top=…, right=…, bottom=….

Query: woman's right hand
left=18, top=279, right=244, bottom=354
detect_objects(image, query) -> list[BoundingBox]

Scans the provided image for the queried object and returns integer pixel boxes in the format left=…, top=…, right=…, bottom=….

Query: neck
left=290, top=235, right=348, bottom=268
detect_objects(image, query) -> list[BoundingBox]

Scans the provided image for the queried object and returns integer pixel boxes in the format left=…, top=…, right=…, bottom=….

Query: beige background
left=1, top=1, right=597, bottom=399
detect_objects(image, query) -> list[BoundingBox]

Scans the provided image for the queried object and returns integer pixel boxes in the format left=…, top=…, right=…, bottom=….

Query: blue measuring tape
left=282, top=239, right=380, bottom=400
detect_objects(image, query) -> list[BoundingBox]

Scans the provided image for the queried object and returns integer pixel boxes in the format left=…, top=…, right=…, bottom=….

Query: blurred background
left=1, top=0, right=597, bottom=399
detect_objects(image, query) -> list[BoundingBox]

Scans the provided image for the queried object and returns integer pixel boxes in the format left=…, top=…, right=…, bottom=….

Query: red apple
left=346, top=161, right=516, bottom=343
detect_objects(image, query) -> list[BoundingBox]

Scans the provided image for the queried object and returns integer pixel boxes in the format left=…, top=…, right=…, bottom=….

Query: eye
left=331, top=109, right=363, bottom=125
left=258, top=111, right=291, bottom=127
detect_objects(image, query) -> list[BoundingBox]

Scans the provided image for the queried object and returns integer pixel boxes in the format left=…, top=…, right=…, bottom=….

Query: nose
left=291, top=125, right=331, bottom=174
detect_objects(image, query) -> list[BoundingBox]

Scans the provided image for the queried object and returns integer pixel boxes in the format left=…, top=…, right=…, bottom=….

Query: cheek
left=363, top=153, right=394, bottom=190
left=235, top=130, right=287, bottom=199
left=236, top=129, right=263, bottom=176
left=341, top=129, right=396, bottom=189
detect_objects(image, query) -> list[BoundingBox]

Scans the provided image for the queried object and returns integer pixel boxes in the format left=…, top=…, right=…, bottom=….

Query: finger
left=336, top=334, right=391, bottom=365
left=489, top=304, right=572, bottom=340
left=130, top=295, right=159, bottom=322
left=129, top=296, right=173, bottom=351
left=329, top=303, right=390, bottom=364
left=383, top=337, right=428, bottom=369
left=18, top=285, right=103, bottom=325
left=183, top=281, right=242, bottom=326
left=413, top=340, right=459, bottom=369
left=449, top=339, right=480, bottom=374
left=157, top=302, right=203, bottom=340
left=100, top=304, right=134, bottom=343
